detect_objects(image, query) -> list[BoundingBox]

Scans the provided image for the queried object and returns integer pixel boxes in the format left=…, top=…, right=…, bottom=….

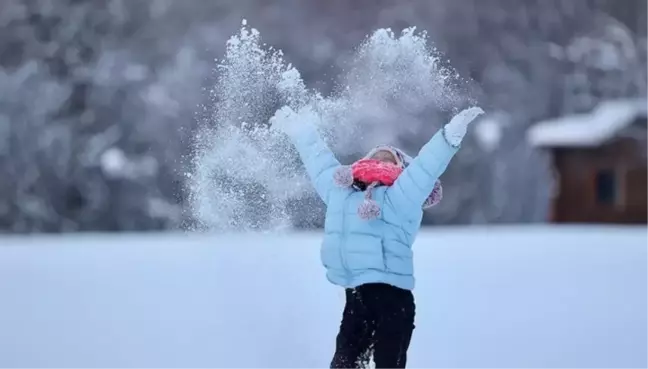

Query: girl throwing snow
left=270, top=105, right=484, bottom=368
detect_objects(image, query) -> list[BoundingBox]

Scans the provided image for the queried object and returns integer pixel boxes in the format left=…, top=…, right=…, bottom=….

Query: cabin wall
left=552, top=137, right=647, bottom=224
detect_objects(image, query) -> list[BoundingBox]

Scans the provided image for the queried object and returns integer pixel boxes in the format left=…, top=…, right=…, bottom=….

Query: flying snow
left=188, top=20, right=473, bottom=231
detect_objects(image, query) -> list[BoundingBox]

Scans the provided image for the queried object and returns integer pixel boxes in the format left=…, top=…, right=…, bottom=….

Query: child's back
left=270, top=104, right=483, bottom=368
left=322, top=185, right=422, bottom=290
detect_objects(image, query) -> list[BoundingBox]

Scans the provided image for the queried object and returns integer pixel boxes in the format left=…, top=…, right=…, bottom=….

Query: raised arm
left=386, top=107, right=484, bottom=214
left=270, top=105, right=341, bottom=205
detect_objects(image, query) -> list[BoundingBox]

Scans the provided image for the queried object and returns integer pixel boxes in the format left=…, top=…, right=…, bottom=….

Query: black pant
left=330, top=283, right=415, bottom=369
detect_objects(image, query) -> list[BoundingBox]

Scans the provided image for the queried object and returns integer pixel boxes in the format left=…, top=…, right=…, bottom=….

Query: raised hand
left=269, top=105, right=319, bottom=137
left=442, top=107, right=485, bottom=147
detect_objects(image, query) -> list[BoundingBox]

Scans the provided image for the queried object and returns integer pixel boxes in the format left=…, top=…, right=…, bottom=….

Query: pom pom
left=423, top=180, right=443, bottom=209
left=333, top=166, right=354, bottom=188
left=358, top=199, right=381, bottom=220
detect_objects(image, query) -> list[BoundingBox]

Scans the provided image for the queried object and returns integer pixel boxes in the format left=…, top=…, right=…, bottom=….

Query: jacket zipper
left=340, top=194, right=351, bottom=286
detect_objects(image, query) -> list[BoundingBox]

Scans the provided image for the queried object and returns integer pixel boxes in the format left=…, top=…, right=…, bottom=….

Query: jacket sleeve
left=284, top=122, right=341, bottom=205
left=386, top=128, right=459, bottom=214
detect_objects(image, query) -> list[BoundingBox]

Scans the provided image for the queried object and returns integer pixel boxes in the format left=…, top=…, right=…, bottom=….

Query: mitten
left=269, top=105, right=319, bottom=137
left=442, top=107, right=484, bottom=147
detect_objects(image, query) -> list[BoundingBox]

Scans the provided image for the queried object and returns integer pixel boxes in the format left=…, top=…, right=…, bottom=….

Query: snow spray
left=187, top=20, right=472, bottom=232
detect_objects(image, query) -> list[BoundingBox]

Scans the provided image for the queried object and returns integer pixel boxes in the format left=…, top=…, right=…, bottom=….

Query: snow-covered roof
left=528, top=98, right=647, bottom=148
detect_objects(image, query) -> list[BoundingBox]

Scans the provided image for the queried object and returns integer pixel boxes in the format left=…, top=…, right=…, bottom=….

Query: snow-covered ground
left=0, top=226, right=645, bottom=368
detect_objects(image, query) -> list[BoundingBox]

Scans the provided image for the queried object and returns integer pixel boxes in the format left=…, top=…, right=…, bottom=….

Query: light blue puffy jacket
left=287, top=123, right=459, bottom=291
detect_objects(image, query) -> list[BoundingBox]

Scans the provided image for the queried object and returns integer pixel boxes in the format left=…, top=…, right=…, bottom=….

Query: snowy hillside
left=0, top=226, right=646, bottom=368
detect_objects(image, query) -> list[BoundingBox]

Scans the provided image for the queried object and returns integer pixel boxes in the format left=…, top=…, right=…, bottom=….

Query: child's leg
left=330, top=288, right=376, bottom=368
left=369, top=284, right=416, bottom=368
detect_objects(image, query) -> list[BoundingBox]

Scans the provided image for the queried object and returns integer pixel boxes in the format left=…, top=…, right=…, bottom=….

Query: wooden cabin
left=528, top=99, right=647, bottom=224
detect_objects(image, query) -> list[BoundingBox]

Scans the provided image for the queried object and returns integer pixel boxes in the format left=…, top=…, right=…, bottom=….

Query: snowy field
left=0, top=226, right=646, bottom=368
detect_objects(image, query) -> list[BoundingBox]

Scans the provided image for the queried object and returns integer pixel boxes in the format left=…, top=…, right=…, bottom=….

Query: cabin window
left=595, top=169, right=622, bottom=206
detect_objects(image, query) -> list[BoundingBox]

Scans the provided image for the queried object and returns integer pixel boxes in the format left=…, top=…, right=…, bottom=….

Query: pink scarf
left=351, top=159, right=403, bottom=186
left=333, top=159, right=442, bottom=220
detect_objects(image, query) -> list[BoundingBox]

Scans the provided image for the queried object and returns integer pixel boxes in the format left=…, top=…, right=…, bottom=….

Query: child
left=270, top=105, right=484, bottom=368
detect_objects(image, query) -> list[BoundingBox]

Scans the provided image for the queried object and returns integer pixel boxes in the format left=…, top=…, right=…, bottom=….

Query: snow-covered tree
left=0, top=0, right=644, bottom=231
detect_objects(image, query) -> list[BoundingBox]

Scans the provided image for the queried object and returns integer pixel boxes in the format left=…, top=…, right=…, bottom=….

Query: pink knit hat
left=333, top=145, right=443, bottom=220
